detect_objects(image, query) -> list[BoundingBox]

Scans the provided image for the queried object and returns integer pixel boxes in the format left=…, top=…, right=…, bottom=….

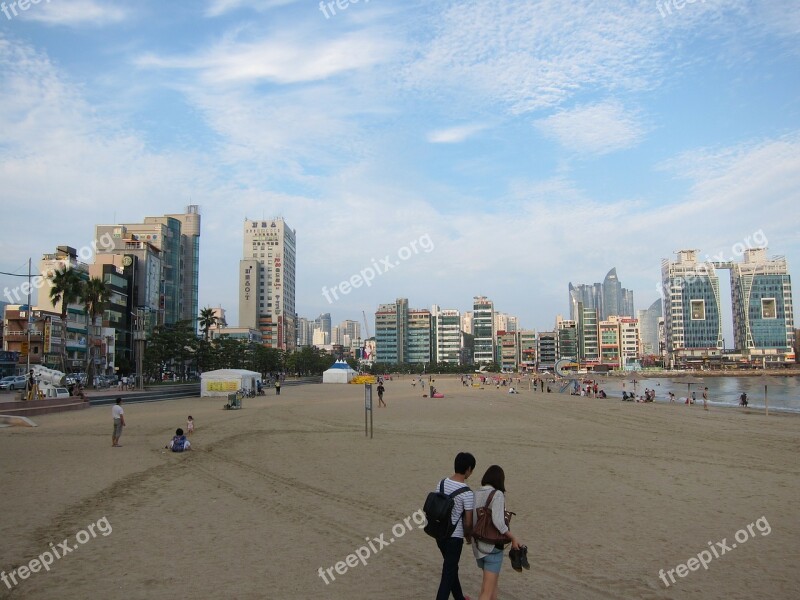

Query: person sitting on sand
left=166, top=428, right=191, bottom=452
left=507, top=387, right=518, bottom=394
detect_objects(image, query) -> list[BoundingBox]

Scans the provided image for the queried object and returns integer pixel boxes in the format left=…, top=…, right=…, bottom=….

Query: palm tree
left=48, top=266, right=84, bottom=373
left=199, top=307, right=218, bottom=342
left=82, top=276, right=110, bottom=388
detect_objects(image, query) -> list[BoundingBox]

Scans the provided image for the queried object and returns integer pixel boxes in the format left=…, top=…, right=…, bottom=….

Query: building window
left=690, top=300, right=705, bottom=320
left=762, top=298, right=777, bottom=319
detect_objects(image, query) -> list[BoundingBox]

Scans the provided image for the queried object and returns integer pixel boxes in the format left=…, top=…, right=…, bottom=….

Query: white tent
left=201, top=369, right=261, bottom=397
left=322, top=360, right=358, bottom=384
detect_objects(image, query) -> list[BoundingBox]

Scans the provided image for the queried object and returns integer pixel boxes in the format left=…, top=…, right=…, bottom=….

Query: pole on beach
left=365, top=383, right=373, bottom=439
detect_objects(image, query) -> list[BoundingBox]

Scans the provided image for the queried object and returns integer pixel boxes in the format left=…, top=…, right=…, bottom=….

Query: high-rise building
left=375, top=299, right=407, bottom=364
left=637, top=299, right=663, bottom=356
left=239, top=218, right=296, bottom=351
left=555, top=316, right=578, bottom=360
left=461, top=311, right=473, bottom=336
left=494, top=313, right=518, bottom=334
left=496, top=330, right=518, bottom=370
left=407, top=309, right=432, bottom=364
left=599, top=315, right=640, bottom=368
left=518, top=330, right=537, bottom=371
left=619, top=317, right=640, bottom=365
left=570, top=268, right=634, bottom=320
left=537, top=331, right=557, bottom=371
left=96, top=205, right=199, bottom=327
left=88, top=260, right=133, bottom=375
left=730, top=249, right=795, bottom=364
left=473, top=296, right=495, bottom=364
left=432, top=306, right=462, bottom=364
left=577, top=303, right=599, bottom=364
left=296, top=317, right=314, bottom=347
left=161, top=206, right=201, bottom=327
left=316, top=313, right=332, bottom=340
left=339, top=320, right=361, bottom=343
left=661, top=250, right=722, bottom=366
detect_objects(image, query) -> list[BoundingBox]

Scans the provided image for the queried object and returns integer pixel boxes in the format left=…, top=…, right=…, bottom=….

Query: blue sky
left=0, top=0, right=798, bottom=336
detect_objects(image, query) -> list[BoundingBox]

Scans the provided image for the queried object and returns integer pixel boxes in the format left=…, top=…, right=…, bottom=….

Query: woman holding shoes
left=470, top=465, right=528, bottom=600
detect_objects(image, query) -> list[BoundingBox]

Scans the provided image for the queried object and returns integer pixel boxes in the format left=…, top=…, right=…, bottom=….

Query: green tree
left=48, top=266, right=83, bottom=373
left=198, top=307, right=218, bottom=342
left=81, top=276, right=110, bottom=387
left=143, top=320, right=199, bottom=382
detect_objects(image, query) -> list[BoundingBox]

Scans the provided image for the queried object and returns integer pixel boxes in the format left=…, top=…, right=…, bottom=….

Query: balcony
left=3, top=330, right=44, bottom=341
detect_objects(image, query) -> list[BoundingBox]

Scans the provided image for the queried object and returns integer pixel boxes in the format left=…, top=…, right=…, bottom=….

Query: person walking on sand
left=433, top=452, right=475, bottom=600
left=112, top=398, right=125, bottom=447
left=472, top=465, right=526, bottom=600
left=187, top=415, right=194, bottom=435
left=377, top=382, right=386, bottom=407
left=275, top=379, right=281, bottom=395
left=702, top=387, right=709, bottom=411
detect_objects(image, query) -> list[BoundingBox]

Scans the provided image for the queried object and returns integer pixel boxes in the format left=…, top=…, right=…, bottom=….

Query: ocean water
left=564, top=375, right=800, bottom=414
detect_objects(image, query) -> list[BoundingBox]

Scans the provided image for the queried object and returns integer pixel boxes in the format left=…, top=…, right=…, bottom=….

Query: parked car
left=0, top=375, right=28, bottom=390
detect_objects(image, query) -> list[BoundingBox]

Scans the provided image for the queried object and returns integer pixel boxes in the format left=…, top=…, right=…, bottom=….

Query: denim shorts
left=476, top=548, right=504, bottom=574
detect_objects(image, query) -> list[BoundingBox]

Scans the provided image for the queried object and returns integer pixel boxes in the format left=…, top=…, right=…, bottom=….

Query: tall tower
left=731, top=249, right=794, bottom=364
left=661, top=250, right=722, bottom=367
left=163, top=206, right=201, bottom=327
left=239, top=218, right=297, bottom=352
left=473, top=296, right=495, bottom=364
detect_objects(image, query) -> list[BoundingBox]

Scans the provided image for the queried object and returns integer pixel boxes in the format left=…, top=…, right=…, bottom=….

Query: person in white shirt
left=434, top=452, right=475, bottom=600
left=111, top=398, right=125, bottom=447
left=472, top=465, right=525, bottom=599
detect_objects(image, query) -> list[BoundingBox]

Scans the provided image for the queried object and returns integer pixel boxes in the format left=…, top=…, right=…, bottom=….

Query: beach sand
left=1, top=377, right=798, bottom=599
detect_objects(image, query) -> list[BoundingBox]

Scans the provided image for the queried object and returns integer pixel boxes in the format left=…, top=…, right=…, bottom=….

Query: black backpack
left=423, top=479, right=470, bottom=540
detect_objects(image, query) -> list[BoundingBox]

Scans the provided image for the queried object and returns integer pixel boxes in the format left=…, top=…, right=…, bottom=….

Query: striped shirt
left=435, top=478, right=474, bottom=539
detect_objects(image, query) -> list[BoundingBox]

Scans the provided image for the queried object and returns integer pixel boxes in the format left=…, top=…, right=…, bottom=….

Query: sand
left=1, top=377, right=798, bottom=600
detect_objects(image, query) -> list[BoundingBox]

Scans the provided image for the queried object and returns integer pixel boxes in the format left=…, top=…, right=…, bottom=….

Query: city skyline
left=0, top=1, right=798, bottom=334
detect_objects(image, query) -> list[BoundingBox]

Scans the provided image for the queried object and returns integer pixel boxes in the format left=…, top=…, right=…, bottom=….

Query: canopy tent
left=322, top=360, right=358, bottom=384
left=201, top=369, right=261, bottom=397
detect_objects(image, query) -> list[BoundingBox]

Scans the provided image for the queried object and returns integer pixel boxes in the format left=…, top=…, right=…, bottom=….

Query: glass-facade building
left=731, top=249, right=795, bottom=363
left=662, top=250, right=723, bottom=366
left=473, top=296, right=494, bottom=364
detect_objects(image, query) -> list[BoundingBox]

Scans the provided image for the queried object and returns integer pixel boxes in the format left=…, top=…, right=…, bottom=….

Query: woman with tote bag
left=470, top=465, right=528, bottom=600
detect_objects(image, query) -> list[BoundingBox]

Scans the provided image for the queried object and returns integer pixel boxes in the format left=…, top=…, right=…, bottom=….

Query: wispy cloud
left=405, top=1, right=665, bottom=114
left=535, top=101, right=647, bottom=155
left=21, top=0, right=128, bottom=26
left=136, top=30, right=397, bottom=85
left=427, top=123, right=488, bottom=144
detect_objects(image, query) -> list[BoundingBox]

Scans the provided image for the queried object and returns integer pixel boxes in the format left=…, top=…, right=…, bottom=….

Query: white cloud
left=405, top=1, right=665, bottom=114
left=20, top=0, right=128, bottom=26
left=427, top=123, right=488, bottom=144
left=136, top=30, right=397, bottom=85
left=535, top=101, right=647, bottom=155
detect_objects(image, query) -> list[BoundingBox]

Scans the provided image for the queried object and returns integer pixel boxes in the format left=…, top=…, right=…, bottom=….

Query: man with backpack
left=424, top=452, right=476, bottom=600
